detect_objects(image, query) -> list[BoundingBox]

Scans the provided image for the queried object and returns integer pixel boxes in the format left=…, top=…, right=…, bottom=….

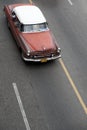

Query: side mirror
left=12, top=15, right=16, bottom=21
left=11, top=11, right=16, bottom=21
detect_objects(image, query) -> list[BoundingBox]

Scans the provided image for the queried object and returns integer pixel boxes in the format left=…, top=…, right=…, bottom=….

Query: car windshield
left=22, top=23, right=49, bottom=32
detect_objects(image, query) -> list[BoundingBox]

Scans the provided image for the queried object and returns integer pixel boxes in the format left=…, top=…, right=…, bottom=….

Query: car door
left=10, top=13, right=27, bottom=52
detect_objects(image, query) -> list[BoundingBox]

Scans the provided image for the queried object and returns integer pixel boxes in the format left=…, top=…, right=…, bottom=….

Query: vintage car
left=4, top=3, right=61, bottom=62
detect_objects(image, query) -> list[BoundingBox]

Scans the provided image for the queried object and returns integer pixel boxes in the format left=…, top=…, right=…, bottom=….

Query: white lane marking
left=68, top=0, right=73, bottom=5
left=12, top=83, right=31, bottom=130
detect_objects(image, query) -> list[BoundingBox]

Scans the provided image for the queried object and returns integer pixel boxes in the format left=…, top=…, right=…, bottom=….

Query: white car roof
left=13, top=5, right=46, bottom=24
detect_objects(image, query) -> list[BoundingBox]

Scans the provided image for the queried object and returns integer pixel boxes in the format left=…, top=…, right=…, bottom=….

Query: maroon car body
left=4, top=3, right=61, bottom=62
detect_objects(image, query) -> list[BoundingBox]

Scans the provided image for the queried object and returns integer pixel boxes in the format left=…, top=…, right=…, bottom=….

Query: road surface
left=0, top=0, right=87, bottom=129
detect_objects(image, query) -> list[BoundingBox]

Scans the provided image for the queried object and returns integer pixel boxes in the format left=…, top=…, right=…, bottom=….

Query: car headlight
left=58, top=48, right=61, bottom=53
left=27, top=50, right=30, bottom=56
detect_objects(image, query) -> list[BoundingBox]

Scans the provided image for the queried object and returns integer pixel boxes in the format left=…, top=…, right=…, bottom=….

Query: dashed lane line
left=68, top=0, right=73, bottom=5
left=13, top=83, right=31, bottom=130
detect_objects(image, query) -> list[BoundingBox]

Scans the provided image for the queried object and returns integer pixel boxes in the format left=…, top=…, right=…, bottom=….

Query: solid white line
left=68, top=0, right=73, bottom=5
left=12, top=83, right=31, bottom=130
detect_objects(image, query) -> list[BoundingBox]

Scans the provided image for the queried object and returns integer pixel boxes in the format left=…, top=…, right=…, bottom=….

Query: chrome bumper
left=22, top=54, right=61, bottom=62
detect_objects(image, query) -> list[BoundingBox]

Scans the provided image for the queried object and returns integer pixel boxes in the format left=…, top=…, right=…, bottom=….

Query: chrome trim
left=22, top=54, right=61, bottom=62
left=19, top=35, right=30, bottom=52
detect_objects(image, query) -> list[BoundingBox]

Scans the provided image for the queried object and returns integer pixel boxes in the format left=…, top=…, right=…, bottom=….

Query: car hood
left=21, top=31, right=56, bottom=51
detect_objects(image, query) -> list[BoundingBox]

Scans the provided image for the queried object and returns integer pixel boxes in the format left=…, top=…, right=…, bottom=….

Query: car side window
left=15, top=20, right=23, bottom=32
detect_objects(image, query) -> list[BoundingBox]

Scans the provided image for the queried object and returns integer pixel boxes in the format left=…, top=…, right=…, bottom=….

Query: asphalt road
left=0, top=0, right=87, bottom=130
